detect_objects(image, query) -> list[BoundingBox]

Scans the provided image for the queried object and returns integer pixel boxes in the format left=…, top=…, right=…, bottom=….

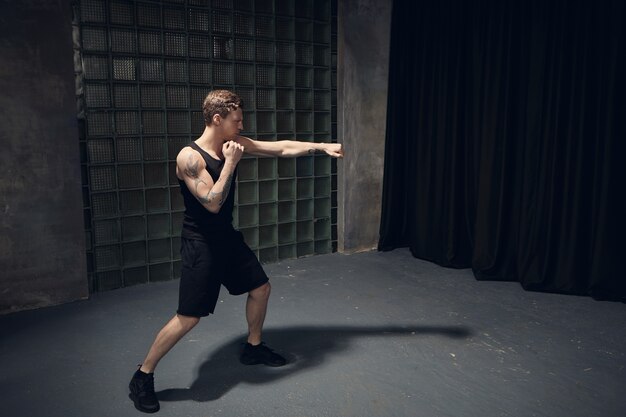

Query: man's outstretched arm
left=235, top=136, right=343, bottom=158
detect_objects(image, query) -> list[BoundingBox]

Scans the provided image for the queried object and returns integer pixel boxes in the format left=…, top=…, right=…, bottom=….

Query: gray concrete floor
left=1, top=249, right=625, bottom=417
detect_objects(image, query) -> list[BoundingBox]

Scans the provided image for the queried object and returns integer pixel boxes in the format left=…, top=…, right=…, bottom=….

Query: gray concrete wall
left=337, top=0, right=392, bottom=253
left=0, top=1, right=88, bottom=314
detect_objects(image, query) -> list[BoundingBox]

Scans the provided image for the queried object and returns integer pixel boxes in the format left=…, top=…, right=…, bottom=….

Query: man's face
left=218, top=108, right=244, bottom=140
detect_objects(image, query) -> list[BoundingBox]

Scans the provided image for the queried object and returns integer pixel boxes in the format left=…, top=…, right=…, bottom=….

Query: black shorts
left=177, top=231, right=269, bottom=317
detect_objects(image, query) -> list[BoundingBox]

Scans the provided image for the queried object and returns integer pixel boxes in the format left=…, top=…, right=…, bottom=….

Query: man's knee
left=176, top=314, right=200, bottom=331
left=250, top=282, right=271, bottom=300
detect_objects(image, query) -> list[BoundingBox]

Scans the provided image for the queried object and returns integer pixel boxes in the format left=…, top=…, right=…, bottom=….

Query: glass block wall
left=73, top=0, right=338, bottom=292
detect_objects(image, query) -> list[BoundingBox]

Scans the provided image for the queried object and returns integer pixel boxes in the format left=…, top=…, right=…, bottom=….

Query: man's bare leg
left=140, top=314, right=200, bottom=373
left=245, top=282, right=271, bottom=345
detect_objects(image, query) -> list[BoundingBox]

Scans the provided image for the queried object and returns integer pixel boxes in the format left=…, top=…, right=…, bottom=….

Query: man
left=129, top=90, right=343, bottom=413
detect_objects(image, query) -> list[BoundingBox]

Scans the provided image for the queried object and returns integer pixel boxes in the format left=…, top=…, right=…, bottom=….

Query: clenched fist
left=223, top=140, right=244, bottom=165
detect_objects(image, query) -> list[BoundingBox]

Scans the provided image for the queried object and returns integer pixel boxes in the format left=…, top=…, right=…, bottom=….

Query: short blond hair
left=202, top=90, right=243, bottom=125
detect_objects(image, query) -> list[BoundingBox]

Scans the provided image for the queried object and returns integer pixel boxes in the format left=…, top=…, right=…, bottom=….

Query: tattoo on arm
left=198, top=173, right=233, bottom=207
left=308, top=148, right=316, bottom=155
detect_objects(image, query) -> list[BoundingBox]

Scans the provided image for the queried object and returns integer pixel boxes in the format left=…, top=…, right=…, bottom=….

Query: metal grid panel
left=76, top=0, right=336, bottom=291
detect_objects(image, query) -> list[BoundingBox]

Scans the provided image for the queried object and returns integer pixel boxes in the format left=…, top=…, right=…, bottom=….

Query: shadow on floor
left=157, top=324, right=472, bottom=402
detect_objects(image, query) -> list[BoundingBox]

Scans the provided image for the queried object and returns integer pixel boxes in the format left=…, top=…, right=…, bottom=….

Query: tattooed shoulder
left=184, top=153, right=201, bottom=178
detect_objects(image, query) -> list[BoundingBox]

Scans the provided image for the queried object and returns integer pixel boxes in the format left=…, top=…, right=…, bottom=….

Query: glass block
left=232, top=205, right=238, bottom=228
left=240, top=226, right=259, bottom=248
left=256, top=89, right=274, bottom=109
left=297, top=178, right=314, bottom=200
left=256, top=65, right=275, bottom=86
left=295, top=67, right=312, bottom=88
left=171, top=211, right=184, bottom=235
left=212, top=10, right=232, bottom=34
left=314, top=177, right=331, bottom=198
left=239, top=205, right=258, bottom=228
left=143, top=112, right=166, bottom=134
left=295, top=0, right=313, bottom=19
left=275, top=17, right=293, bottom=40
left=92, top=192, right=118, bottom=218
left=213, top=36, right=233, bottom=59
left=164, top=8, right=186, bottom=30
left=140, top=58, right=164, bottom=82
left=115, top=111, right=139, bottom=134
left=314, top=23, right=330, bottom=43
left=189, top=34, right=212, bottom=58
left=296, top=220, right=313, bottom=241
left=82, top=27, right=108, bottom=52
left=297, top=199, right=313, bottom=220
left=213, top=0, right=234, bottom=10
left=234, top=13, right=254, bottom=36
left=118, top=189, right=144, bottom=216
left=314, top=155, right=331, bottom=176
left=257, top=112, right=275, bottom=132
left=165, top=85, right=189, bottom=108
left=168, top=137, right=188, bottom=160
left=189, top=8, right=210, bottom=32
left=235, top=38, right=255, bottom=61
left=213, top=61, right=234, bottom=85
left=172, top=260, right=181, bottom=278
left=314, top=45, right=330, bottom=66
left=149, top=262, right=172, bottom=282
left=190, top=62, right=212, bottom=84
left=242, top=111, right=255, bottom=134
left=123, top=241, right=146, bottom=266
left=165, top=60, right=187, bottom=83
left=238, top=158, right=257, bottom=181
left=255, top=0, right=273, bottom=14
left=90, top=166, right=116, bottom=191
left=296, top=90, right=313, bottom=110
left=81, top=0, right=106, bottom=23
left=238, top=181, right=258, bottom=204
left=124, top=266, right=149, bottom=286
left=276, top=89, right=294, bottom=109
left=313, top=197, right=330, bottom=219
left=87, top=139, right=114, bottom=163
left=278, top=244, right=296, bottom=260
left=164, top=33, right=187, bottom=57
left=83, top=55, right=109, bottom=80
left=314, top=112, right=330, bottom=132
left=314, top=217, right=331, bottom=240
left=146, top=188, right=170, bottom=212
left=276, top=42, right=294, bottom=64
left=256, top=15, right=274, bottom=38
left=148, top=238, right=171, bottom=262
left=278, top=201, right=295, bottom=222
left=167, top=111, right=190, bottom=134
left=256, top=40, right=274, bottom=62
left=234, top=87, right=254, bottom=109
left=111, top=28, right=136, bottom=53
left=259, top=180, right=277, bottom=202
left=278, top=158, right=295, bottom=177
left=259, top=246, right=278, bottom=263
left=235, top=63, right=255, bottom=85
left=314, top=239, right=331, bottom=254
left=114, top=84, right=138, bottom=108
left=278, top=222, right=295, bottom=244
left=276, top=0, right=294, bottom=16
left=278, top=179, right=296, bottom=202
left=170, top=187, right=184, bottom=211
left=295, top=21, right=312, bottom=42
left=314, top=68, right=330, bottom=89
left=259, top=224, right=277, bottom=246
left=87, top=112, right=112, bottom=136
left=121, top=216, right=145, bottom=241
left=276, top=66, right=294, bottom=87
left=146, top=213, right=170, bottom=239
left=116, top=137, right=142, bottom=161
left=118, top=164, right=143, bottom=189
left=295, top=112, right=312, bottom=133
left=94, top=219, right=119, bottom=244
left=257, top=158, right=276, bottom=179
left=137, top=3, right=161, bottom=28
left=314, top=90, right=330, bottom=110
left=143, top=137, right=167, bottom=161
left=85, top=83, right=111, bottom=108
left=316, top=0, right=331, bottom=20
left=296, top=156, right=314, bottom=176
left=95, top=245, right=121, bottom=270
left=97, top=270, right=123, bottom=291
left=144, top=163, right=168, bottom=187
left=276, top=111, right=293, bottom=132
left=113, top=58, right=136, bottom=81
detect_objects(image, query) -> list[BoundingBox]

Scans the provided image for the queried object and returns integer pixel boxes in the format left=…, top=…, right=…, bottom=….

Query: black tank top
left=179, top=142, right=237, bottom=240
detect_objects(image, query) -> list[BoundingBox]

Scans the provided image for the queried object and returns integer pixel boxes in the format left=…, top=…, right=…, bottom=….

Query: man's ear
left=212, top=114, right=221, bottom=126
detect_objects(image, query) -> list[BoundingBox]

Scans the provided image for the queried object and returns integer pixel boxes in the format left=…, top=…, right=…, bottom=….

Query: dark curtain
left=379, top=0, right=626, bottom=301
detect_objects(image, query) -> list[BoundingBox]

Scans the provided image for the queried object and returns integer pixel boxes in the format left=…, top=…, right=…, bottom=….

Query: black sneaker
left=240, top=342, right=287, bottom=367
left=128, top=368, right=160, bottom=413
